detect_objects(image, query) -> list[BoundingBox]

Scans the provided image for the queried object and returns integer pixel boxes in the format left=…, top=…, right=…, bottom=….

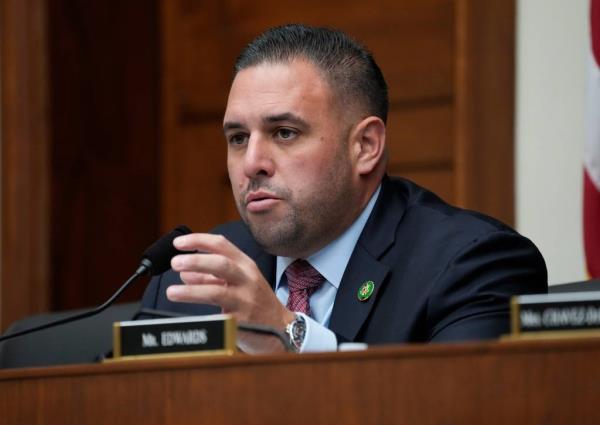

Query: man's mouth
left=245, top=191, right=281, bottom=213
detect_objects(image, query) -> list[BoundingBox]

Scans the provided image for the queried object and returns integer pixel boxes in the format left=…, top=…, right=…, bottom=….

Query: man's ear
left=351, top=116, right=386, bottom=175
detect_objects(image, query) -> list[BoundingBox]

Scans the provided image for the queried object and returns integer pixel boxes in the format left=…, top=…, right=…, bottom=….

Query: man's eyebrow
left=223, top=113, right=309, bottom=132
left=223, top=121, right=245, bottom=132
left=264, top=113, right=309, bottom=128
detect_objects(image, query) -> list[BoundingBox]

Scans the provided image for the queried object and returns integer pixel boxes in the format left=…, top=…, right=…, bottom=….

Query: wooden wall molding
left=0, top=0, right=51, bottom=330
left=455, top=0, right=516, bottom=225
left=47, top=0, right=159, bottom=310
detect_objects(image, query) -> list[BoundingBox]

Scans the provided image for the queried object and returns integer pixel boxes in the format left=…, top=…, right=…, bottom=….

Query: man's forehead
left=223, top=59, right=335, bottom=124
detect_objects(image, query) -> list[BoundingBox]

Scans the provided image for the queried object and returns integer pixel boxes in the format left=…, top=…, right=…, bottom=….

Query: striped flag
left=585, top=0, right=600, bottom=277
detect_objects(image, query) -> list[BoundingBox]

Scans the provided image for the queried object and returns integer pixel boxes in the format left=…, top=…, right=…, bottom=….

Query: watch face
left=287, top=315, right=306, bottom=351
left=293, top=318, right=306, bottom=341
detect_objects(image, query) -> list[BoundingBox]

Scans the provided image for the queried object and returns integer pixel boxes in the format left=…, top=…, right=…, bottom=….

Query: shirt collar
left=276, top=185, right=381, bottom=289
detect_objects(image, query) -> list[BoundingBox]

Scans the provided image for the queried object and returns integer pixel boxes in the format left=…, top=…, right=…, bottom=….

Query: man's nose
left=243, top=136, right=275, bottom=178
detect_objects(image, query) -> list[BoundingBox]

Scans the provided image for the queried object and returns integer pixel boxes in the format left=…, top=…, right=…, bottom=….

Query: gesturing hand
left=166, top=233, right=295, bottom=353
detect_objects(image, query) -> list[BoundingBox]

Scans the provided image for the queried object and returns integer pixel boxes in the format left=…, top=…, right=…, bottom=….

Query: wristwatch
left=285, top=314, right=306, bottom=352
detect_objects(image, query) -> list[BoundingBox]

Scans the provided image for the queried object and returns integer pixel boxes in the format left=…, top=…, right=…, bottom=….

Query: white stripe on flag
left=586, top=53, right=600, bottom=191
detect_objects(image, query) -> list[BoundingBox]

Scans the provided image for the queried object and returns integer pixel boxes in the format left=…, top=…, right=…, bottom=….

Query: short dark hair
left=234, top=24, right=389, bottom=123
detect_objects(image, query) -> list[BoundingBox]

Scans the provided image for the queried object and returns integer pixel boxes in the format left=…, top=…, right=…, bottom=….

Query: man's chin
left=241, top=204, right=289, bottom=223
left=245, top=222, right=298, bottom=255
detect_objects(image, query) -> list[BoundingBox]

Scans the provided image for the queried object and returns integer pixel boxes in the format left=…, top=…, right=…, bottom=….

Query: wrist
left=281, top=309, right=296, bottom=329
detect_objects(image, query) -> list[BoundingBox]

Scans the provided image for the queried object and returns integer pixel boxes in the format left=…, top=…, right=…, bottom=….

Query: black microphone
left=0, top=225, right=192, bottom=343
left=138, top=225, right=192, bottom=275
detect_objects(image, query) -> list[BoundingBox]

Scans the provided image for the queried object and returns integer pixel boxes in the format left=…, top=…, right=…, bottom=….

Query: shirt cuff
left=296, top=313, right=338, bottom=352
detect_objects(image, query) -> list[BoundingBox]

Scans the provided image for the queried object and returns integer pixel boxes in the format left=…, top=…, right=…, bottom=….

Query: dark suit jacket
left=141, top=176, right=547, bottom=344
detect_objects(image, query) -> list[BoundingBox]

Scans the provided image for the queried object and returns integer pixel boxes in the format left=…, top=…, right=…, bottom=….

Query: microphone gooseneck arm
left=0, top=225, right=192, bottom=343
left=0, top=269, right=145, bottom=343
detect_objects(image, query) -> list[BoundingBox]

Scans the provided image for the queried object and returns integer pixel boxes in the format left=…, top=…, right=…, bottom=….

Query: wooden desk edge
left=3, top=335, right=600, bottom=382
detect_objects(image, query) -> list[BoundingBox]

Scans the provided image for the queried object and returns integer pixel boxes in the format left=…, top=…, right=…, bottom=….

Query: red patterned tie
left=285, top=259, right=325, bottom=317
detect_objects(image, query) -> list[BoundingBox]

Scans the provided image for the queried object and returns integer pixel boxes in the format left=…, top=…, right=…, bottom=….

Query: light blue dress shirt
left=275, top=185, right=381, bottom=352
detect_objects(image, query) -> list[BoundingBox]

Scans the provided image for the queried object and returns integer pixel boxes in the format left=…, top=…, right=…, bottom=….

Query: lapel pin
left=357, top=280, right=375, bottom=302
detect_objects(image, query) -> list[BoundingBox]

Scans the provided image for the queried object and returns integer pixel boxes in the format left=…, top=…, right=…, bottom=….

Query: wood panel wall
left=0, top=0, right=51, bottom=331
left=47, top=0, right=160, bottom=311
left=160, top=0, right=515, bottom=233
left=1, top=1, right=160, bottom=330
left=0, top=0, right=515, bottom=329
left=455, top=0, right=516, bottom=225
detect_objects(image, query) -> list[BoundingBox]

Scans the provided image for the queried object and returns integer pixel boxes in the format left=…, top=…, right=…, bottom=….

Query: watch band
left=285, top=314, right=306, bottom=352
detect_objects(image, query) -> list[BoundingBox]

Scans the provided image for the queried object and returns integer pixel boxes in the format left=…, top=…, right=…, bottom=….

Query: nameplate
left=112, top=314, right=236, bottom=360
left=511, top=291, right=600, bottom=338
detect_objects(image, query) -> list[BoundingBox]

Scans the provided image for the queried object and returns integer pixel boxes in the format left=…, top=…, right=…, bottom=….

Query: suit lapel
left=255, top=250, right=276, bottom=290
left=328, top=244, right=390, bottom=341
left=329, top=176, right=407, bottom=341
left=234, top=225, right=276, bottom=290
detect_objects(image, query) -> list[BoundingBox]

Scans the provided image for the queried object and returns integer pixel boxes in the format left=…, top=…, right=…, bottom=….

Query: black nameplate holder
left=510, top=291, right=600, bottom=339
left=110, top=314, right=236, bottom=361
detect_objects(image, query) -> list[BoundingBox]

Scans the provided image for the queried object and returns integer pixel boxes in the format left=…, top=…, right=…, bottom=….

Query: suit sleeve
left=427, top=230, right=547, bottom=342
left=140, top=274, right=162, bottom=310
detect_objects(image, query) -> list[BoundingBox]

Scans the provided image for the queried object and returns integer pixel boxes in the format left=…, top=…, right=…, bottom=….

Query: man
left=142, top=24, right=547, bottom=352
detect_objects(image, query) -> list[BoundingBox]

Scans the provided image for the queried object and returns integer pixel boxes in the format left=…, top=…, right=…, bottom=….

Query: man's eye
left=276, top=128, right=297, bottom=140
left=229, top=134, right=248, bottom=145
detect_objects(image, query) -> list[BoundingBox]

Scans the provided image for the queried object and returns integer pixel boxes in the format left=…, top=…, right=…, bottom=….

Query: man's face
left=223, top=59, right=362, bottom=258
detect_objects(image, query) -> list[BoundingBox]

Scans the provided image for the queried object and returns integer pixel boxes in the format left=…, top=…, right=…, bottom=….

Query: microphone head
left=140, top=225, right=192, bottom=275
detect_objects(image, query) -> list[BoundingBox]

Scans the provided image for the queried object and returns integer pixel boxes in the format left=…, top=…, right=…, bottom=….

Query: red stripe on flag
left=593, top=0, right=600, bottom=66
left=584, top=169, right=600, bottom=277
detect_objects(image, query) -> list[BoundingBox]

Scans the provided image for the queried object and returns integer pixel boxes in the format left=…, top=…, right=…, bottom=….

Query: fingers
left=178, top=271, right=226, bottom=286
left=171, top=233, right=256, bottom=284
left=167, top=232, right=287, bottom=331
left=167, top=282, right=234, bottom=309
left=174, top=233, right=247, bottom=262
left=171, top=252, right=246, bottom=284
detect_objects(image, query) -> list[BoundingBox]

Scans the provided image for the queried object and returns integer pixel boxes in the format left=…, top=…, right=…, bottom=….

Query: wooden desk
left=1, top=338, right=600, bottom=424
